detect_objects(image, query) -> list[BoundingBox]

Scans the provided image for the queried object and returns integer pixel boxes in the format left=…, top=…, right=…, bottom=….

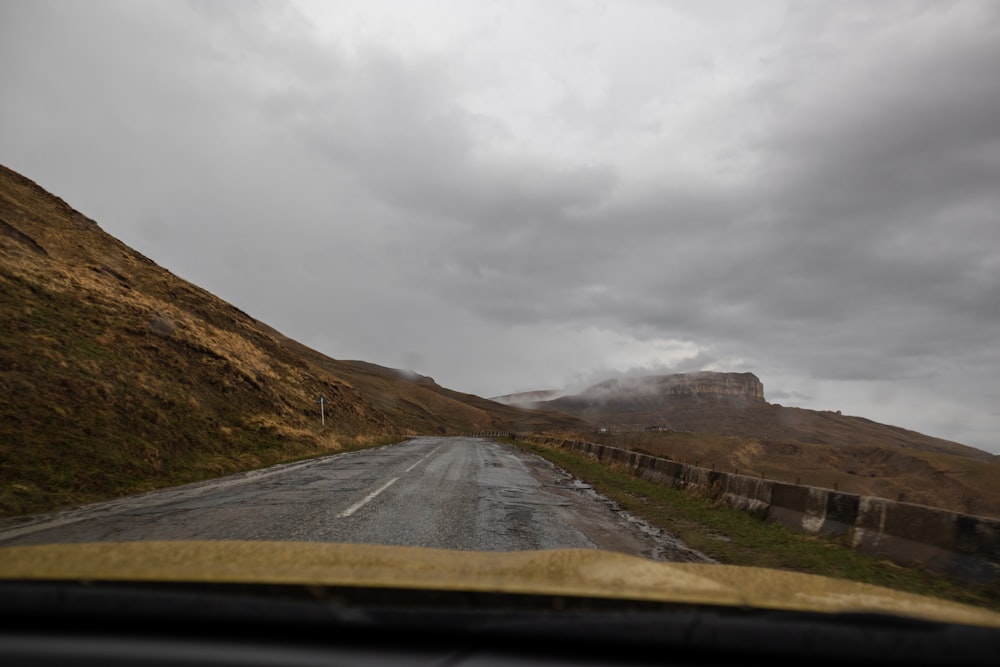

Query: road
left=0, top=436, right=712, bottom=562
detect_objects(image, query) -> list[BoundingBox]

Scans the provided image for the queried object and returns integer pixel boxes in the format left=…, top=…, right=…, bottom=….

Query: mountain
left=0, top=164, right=584, bottom=517
left=505, top=372, right=1000, bottom=517
left=515, top=372, right=992, bottom=461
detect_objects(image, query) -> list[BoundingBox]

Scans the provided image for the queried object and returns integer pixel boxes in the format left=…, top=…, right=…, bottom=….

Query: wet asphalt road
left=0, top=437, right=712, bottom=562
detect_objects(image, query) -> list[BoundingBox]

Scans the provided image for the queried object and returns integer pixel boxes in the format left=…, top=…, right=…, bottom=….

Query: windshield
left=1, top=0, right=999, bottom=664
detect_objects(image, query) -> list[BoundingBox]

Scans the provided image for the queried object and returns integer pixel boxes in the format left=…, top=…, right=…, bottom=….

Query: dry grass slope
left=569, top=427, right=1000, bottom=519
left=0, top=164, right=571, bottom=517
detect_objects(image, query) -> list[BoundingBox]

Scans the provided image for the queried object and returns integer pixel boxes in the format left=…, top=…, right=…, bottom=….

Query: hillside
left=3, top=162, right=997, bottom=522
left=0, top=164, right=582, bottom=516
left=504, top=373, right=1000, bottom=517
left=506, top=372, right=990, bottom=460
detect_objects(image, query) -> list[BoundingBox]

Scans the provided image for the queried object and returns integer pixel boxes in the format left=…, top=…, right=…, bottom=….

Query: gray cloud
left=2, top=0, right=998, bottom=452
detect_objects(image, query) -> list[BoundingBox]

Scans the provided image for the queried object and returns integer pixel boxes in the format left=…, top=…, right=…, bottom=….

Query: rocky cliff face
left=490, top=389, right=562, bottom=406
left=524, top=372, right=766, bottom=426
left=576, top=372, right=766, bottom=406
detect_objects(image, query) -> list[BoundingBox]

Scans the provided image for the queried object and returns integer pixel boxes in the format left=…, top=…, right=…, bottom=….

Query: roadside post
left=317, top=394, right=326, bottom=426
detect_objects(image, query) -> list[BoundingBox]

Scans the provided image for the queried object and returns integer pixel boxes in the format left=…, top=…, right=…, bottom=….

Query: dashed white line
left=336, top=444, right=442, bottom=518
left=405, top=445, right=441, bottom=473
left=336, top=477, right=399, bottom=518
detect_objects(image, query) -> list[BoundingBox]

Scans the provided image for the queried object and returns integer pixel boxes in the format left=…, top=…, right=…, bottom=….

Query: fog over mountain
left=1, top=1, right=998, bottom=452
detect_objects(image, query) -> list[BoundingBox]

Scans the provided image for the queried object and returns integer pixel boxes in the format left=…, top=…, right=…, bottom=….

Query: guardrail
left=480, top=432, right=999, bottom=584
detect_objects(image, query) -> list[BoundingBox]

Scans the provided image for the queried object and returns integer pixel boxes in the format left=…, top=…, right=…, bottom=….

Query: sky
left=1, top=0, right=998, bottom=453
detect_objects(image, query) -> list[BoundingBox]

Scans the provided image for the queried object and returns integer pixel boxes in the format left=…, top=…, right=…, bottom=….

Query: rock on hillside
left=490, top=389, right=562, bottom=406
left=574, top=372, right=765, bottom=405
left=495, top=373, right=764, bottom=410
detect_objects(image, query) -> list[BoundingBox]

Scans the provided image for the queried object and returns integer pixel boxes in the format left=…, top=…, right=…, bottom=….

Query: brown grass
left=0, top=164, right=577, bottom=517
left=568, top=429, right=1000, bottom=519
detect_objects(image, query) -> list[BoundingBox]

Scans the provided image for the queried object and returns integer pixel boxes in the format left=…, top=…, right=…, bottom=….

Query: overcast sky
left=2, top=0, right=998, bottom=453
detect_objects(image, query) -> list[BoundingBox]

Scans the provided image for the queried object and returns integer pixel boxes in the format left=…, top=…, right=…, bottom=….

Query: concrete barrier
left=508, top=433, right=1000, bottom=584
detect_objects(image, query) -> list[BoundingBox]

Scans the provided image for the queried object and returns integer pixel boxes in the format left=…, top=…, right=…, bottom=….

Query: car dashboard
left=2, top=579, right=998, bottom=666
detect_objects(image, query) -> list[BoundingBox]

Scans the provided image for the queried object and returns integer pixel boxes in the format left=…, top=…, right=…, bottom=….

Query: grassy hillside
left=0, top=164, right=575, bottom=517
left=537, top=388, right=992, bottom=461
left=520, top=377, right=1000, bottom=518
left=552, top=428, right=1000, bottom=519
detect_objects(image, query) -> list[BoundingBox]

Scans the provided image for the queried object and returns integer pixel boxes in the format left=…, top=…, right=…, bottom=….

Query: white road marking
left=405, top=445, right=441, bottom=473
left=337, top=444, right=442, bottom=518
left=336, top=477, right=399, bottom=518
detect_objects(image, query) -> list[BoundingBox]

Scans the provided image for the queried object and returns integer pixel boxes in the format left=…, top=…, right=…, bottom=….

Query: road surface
left=0, top=436, right=712, bottom=562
